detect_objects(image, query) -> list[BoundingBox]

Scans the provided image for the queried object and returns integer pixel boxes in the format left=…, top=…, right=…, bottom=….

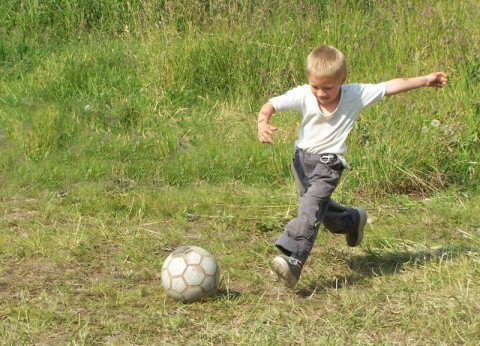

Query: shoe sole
left=271, top=257, right=298, bottom=289
left=351, top=207, right=367, bottom=247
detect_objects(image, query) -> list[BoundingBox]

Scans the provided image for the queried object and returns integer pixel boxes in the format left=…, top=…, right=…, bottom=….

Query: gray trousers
left=275, top=149, right=357, bottom=263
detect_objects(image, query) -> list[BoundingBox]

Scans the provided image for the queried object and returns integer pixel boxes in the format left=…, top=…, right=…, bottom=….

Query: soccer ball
left=161, top=246, right=220, bottom=303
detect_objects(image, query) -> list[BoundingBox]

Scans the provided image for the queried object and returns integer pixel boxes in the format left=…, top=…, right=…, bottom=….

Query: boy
left=257, top=45, right=448, bottom=288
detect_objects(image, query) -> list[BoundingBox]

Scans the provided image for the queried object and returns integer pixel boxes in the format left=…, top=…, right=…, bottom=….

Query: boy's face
left=308, top=74, right=347, bottom=106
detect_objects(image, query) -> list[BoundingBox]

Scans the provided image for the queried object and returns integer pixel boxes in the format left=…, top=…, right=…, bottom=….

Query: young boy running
left=257, top=45, right=448, bottom=288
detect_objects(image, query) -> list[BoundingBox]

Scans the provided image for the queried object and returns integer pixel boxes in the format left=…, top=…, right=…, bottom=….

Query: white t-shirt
left=269, top=83, right=386, bottom=163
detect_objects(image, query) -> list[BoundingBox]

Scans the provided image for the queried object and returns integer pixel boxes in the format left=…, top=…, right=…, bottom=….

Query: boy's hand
left=425, top=72, right=448, bottom=88
left=385, top=72, right=448, bottom=96
left=258, top=122, right=278, bottom=144
left=257, top=102, right=277, bottom=144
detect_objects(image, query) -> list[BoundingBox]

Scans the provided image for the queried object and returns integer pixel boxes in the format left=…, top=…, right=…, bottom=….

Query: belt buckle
left=320, top=154, right=335, bottom=163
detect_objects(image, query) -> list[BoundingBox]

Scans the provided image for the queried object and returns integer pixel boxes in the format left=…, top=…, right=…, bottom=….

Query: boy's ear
left=340, top=75, right=348, bottom=84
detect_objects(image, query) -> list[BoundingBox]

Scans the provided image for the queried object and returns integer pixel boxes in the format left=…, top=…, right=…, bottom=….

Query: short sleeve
left=268, top=85, right=310, bottom=113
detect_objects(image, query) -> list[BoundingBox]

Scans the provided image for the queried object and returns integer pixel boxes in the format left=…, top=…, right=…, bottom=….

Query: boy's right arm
left=257, top=102, right=278, bottom=144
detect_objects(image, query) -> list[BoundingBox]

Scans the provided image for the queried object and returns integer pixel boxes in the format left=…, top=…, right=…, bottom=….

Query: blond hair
left=306, top=45, right=347, bottom=80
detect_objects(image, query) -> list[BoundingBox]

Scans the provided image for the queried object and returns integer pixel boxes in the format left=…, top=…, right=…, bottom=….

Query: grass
left=1, top=185, right=480, bottom=344
left=0, top=0, right=479, bottom=344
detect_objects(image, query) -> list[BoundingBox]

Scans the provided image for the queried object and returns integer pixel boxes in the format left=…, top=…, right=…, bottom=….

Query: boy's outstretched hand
left=425, top=72, right=448, bottom=88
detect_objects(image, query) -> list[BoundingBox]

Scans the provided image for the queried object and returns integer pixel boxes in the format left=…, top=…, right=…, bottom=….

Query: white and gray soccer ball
left=161, top=246, right=220, bottom=303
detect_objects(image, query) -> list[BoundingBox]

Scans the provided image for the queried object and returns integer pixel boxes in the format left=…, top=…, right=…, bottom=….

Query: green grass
left=1, top=0, right=480, bottom=344
left=1, top=185, right=480, bottom=344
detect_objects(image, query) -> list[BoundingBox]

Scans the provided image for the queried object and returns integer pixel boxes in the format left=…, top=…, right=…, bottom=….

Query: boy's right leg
left=270, top=255, right=303, bottom=289
left=273, top=151, right=352, bottom=288
left=269, top=154, right=308, bottom=289
left=276, top=155, right=342, bottom=264
left=273, top=153, right=343, bottom=290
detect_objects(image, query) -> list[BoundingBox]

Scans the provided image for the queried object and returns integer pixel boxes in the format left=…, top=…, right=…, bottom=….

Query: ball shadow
left=214, top=288, right=243, bottom=300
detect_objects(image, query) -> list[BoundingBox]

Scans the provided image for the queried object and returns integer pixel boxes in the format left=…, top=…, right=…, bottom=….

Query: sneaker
left=346, top=207, right=367, bottom=247
left=271, top=255, right=303, bottom=288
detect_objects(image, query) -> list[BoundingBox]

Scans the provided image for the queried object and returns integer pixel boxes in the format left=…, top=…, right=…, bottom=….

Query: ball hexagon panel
left=167, top=257, right=187, bottom=276
left=201, top=256, right=218, bottom=276
left=160, top=270, right=171, bottom=290
left=183, top=265, right=205, bottom=286
left=185, top=251, right=202, bottom=265
left=201, top=275, right=217, bottom=293
left=166, top=289, right=184, bottom=302
left=170, top=276, right=188, bottom=293
left=183, top=286, right=205, bottom=302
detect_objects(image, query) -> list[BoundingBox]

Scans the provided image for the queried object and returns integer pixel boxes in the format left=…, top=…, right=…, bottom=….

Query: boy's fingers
left=427, top=72, right=448, bottom=88
left=259, top=134, right=274, bottom=144
left=257, top=125, right=277, bottom=144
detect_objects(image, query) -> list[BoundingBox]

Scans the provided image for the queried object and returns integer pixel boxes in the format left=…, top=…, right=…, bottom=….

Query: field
left=1, top=0, right=479, bottom=345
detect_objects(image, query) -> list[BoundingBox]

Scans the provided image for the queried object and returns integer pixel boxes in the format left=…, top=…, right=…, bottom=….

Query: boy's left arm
left=385, top=72, right=448, bottom=96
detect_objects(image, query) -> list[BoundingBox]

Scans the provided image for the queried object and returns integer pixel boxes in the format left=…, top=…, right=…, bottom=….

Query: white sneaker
left=271, top=255, right=303, bottom=288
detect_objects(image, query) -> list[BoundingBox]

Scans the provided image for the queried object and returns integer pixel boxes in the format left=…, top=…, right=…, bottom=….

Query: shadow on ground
left=215, top=288, right=243, bottom=300
left=297, top=246, right=478, bottom=297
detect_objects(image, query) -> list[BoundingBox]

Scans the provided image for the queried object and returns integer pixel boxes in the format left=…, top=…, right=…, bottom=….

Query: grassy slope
left=0, top=0, right=479, bottom=344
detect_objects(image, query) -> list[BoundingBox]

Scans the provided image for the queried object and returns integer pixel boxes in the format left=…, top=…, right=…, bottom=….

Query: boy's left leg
left=322, top=199, right=367, bottom=247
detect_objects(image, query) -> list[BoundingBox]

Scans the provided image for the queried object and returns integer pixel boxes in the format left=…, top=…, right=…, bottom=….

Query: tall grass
left=0, top=0, right=479, bottom=194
